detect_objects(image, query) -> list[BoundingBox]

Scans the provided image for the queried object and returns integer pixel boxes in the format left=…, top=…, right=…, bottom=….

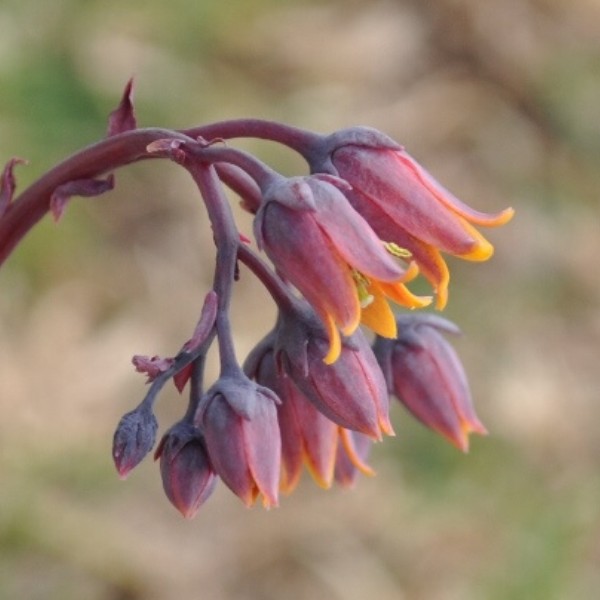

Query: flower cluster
left=0, top=82, right=513, bottom=518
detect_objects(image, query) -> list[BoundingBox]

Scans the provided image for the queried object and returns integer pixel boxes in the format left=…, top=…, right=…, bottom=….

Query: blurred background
left=0, top=0, right=599, bottom=598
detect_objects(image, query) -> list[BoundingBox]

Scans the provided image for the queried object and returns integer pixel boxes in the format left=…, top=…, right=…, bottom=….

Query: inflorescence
left=0, top=81, right=513, bottom=517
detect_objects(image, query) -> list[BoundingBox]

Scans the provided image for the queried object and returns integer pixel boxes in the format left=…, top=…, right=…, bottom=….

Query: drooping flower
left=373, top=314, right=487, bottom=452
left=195, top=367, right=281, bottom=508
left=272, top=302, right=394, bottom=440
left=155, top=421, right=217, bottom=519
left=254, top=174, right=430, bottom=363
left=313, top=127, right=514, bottom=309
left=245, top=339, right=339, bottom=492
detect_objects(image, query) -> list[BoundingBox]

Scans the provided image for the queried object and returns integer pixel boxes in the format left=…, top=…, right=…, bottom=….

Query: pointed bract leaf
left=183, top=290, right=218, bottom=353
left=107, top=78, right=137, bottom=136
left=50, top=174, right=115, bottom=222
left=132, top=354, right=174, bottom=382
left=0, top=157, right=27, bottom=217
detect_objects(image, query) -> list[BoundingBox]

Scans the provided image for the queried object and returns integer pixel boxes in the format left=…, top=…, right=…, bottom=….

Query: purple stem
left=183, top=144, right=278, bottom=191
left=0, top=128, right=189, bottom=265
left=183, top=119, right=322, bottom=156
left=216, top=163, right=262, bottom=214
left=0, top=119, right=323, bottom=266
left=185, top=161, right=240, bottom=371
left=184, top=353, right=207, bottom=423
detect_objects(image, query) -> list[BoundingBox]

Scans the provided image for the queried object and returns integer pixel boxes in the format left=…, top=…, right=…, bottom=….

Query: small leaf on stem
left=107, top=78, right=137, bottom=136
left=50, top=174, right=115, bottom=222
left=0, top=158, right=27, bottom=217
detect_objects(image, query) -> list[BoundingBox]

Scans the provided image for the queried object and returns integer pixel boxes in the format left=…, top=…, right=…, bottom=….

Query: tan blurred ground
left=1, top=1, right=599, bottom=598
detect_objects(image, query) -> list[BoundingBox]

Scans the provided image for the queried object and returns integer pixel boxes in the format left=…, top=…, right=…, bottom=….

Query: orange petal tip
left=434, top=285, right=448, bottom=310
left=339, top=429, right=376, bottom=477
left=323, top=313, right=343, bottom=364
left=484, top=206, right=515, bottom=227
left=402, top=260, right=420, bottom=283
left=459, top=239, right=494, bottom=262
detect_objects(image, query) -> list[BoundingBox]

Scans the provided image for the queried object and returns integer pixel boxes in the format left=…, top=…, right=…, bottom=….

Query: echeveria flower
left=314, top=127, right=514, bottom=309
left=247, top=343, right=339, bottom=492
left=155, top=422, right=217, bottom=519
left=273, top=303, right=393, bottom=440
left=195, top=368, right=281, bottom=507
left=374, top=314, right=487, bottom=451
left=254, top=174, right=428, bottom=363
left=0, top=88, right=511, bottom=516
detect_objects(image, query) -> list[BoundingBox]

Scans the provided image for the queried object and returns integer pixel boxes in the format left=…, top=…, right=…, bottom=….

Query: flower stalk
left=0, top=81, right=513, bottom=516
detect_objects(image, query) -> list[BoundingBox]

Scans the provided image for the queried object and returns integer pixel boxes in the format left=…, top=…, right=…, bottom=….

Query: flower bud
left=112, top=406, right=158, bottom=479
left=196, top=368, right=281, bottom=508
left=155, top=422, right=217, bottom=519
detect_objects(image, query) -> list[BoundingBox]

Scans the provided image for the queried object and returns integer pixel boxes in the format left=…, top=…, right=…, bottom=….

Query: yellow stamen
left=384, top=241, right=412, bottom=259
left=353, top=270, right=375, bottom=308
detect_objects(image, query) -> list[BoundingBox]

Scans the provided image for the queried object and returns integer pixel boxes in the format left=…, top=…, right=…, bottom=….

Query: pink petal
left=260, top=201, right=360, bottom=332
left=243, top=394, right=281, bottom=508
left=403, top=151, right=514, bottom=227
left=309, top=178, right=408, bottom=282
left=334, top=147, right=477, bottom=255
